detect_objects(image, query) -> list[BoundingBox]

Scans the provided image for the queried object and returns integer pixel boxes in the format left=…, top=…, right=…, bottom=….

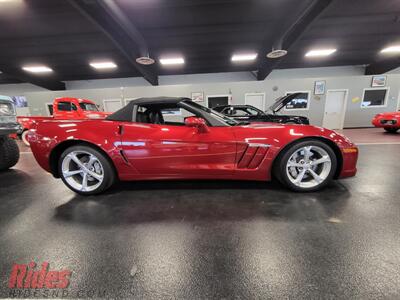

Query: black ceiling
left=0, top=0, right=399, bottom=89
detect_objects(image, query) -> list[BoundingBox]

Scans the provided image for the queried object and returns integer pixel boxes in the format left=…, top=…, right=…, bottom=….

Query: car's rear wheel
left=274, top=140, right=337, bottom=192
left=59, top=145, right=115, bottom=195
left=21, top=130, right=30, bottom=146
left=0, top=137, right=20, bottom=171
left=384, top=127, right=399, bottom=133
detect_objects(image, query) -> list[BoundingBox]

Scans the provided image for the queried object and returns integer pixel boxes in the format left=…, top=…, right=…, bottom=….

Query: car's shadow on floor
left=53, top=180, right=351, bottom=227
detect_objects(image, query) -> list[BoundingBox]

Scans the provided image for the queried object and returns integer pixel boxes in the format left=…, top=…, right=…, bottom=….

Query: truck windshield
left=79, top=103, right=99, bottom=111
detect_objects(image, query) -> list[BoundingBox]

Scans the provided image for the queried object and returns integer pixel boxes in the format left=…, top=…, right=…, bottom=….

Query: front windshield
left=184, top=101, right=241, bottom=126
left=79, top=102, right=99, bottom=111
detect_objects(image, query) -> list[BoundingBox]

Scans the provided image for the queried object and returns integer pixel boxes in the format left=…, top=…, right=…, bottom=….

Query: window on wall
left=361, top=88, right=388, bottom=108
left=284, top=92, right=310, bottom=110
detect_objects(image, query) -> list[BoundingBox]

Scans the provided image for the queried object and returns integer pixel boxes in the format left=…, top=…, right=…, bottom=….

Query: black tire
left=384, top=127, right=399, bottom=133
left=0, top=136, right=20, bottom=171
left=274, top=140, right=337, bottom=192
left=58, top=145, right=116, bottom=195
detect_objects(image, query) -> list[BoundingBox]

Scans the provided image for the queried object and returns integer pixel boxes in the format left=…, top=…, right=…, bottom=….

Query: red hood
left=375, top=112, right=400, bottom=118
left=82, top=111, right=111, bottom=119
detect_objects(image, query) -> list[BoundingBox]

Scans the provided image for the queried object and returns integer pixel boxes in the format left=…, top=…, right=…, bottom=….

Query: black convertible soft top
left=106, top=97, right=190, bottom=122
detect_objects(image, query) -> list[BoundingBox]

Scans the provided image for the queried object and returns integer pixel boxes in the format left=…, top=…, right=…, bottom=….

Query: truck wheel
left=21, top=130, right=30, bottom=146
left=0, top=137, right=20, bottom=171
left=58, top=145, right=116, bottom=195
left=384, top=128, right=399, bottom=133
left=274, top=140, right=337, bottom=192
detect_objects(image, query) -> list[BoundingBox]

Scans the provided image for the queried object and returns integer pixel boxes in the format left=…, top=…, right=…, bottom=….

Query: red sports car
left=27, top=97, right=358, bottom=195
left=372, top=111, right=400, bottom=133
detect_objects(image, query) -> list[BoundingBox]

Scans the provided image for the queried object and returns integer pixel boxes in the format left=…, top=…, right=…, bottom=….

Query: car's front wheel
left=384, top=127, right=399, bottom=133
left=59, top=145, right=116, bottom=195
left=0, top=137, right=20, bottom=171
left=274, top=140, right=337, bottom=192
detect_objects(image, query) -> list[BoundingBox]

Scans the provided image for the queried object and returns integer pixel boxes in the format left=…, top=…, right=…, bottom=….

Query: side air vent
left=237, top=144, right=270, bottom=169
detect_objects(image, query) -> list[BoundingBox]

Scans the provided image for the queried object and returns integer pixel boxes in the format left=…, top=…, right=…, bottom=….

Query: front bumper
left=372, top=117, right=398, bottom=128
left=0, top=123, right=22, bottom=136
left=339, top=146, right=358, bottom=178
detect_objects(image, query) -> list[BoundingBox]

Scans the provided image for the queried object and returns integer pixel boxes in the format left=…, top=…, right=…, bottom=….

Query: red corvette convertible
left=372, top=111, right=400, bottom=133
left=27, top=97, right=358, bottom=195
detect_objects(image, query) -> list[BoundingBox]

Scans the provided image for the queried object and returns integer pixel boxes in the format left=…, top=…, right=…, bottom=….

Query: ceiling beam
left=0, top=66, right=66, bottom=90
left=68, top=0, right=158, bottom=86
left=365, top=56, right=400, bottom=75
left=257, top=0, right=333, bottom=81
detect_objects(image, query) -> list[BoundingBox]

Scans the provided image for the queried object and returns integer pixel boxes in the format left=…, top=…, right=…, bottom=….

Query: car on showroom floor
left=213, top=93, right=310, bottom=125
left=27, top=97, right=358, bottom=195
left=372, top=111, right=400, bottom=133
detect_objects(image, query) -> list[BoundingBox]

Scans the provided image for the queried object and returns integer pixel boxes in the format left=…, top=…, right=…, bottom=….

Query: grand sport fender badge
left=247, top=143, right=271, bottom=148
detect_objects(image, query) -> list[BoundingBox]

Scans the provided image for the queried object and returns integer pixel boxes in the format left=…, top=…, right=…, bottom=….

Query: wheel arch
left=271, top=136, right=343, bottom=180
left=49, top=140, right=118, bottom=179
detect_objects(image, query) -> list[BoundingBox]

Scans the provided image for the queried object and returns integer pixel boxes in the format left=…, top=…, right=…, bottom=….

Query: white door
left=103, top=99, right=123, bottom=112
left=323, top=90, right=347, bottom=130
left=245, top=93, right=265, bottom=110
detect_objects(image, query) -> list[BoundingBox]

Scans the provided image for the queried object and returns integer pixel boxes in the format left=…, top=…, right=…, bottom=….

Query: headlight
left=0, top=103, right=14, bottom=115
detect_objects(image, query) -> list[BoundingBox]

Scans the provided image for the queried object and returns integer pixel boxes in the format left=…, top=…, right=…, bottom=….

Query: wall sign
left=314, top=80, right=326, bottom=95
left=371, top=75, right=386, bottom=87
left=191, top=92, right=204, bottom=102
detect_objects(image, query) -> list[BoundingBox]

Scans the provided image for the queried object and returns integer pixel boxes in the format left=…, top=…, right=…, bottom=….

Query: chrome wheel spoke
left=308, top=169, right=323, bottom=183
left=69, top=153, right=85, bottom=169
left=81, top=173, right=88, bottom=191
left=294, top=169, right=307, bottom=184
left=303, top=146, right=313, bottom=162
left=310, top=155, right=330, bottom=166
left=87, top=170, right=103, bottom=181
left=87, top=154, right=97, bottom=167
left=64, top=170, right=83, bottom=178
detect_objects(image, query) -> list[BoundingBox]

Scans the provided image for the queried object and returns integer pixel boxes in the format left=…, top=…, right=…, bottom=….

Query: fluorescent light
left=89, top=61, right=117, bottom=69
left=159, top=57, right=185, bottom=65
left=22, top=65, right=53, bottom=73
left=380, top=45, right=400, bottom=54
left=305, top=49, right=337, bottom=57
left=231, top=53, right=258, bottom=62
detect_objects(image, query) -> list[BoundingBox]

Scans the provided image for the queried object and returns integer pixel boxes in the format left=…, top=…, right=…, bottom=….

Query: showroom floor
left=0, top=129, right=399, bottom=299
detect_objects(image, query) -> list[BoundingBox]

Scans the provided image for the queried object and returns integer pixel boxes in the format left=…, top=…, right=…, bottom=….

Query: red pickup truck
left=18, top=97, right=110, bottom=145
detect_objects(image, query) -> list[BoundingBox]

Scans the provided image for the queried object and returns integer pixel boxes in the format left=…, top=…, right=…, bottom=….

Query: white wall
left=1, top=66, right=400, bottom=128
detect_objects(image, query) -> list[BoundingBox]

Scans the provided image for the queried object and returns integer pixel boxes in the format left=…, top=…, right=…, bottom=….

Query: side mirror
left=185, top=116, right=209, bottom=133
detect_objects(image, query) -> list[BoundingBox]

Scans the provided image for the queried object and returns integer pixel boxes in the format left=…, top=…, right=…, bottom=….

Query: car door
left=120, top=122, right=237, bottom=177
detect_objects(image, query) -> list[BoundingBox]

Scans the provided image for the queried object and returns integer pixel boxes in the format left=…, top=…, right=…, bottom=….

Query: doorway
left=323, top=89, right=348, bottom=130
left=103, top=99, right=123, bottom=112
left=245, top=93, right=265, bottom=110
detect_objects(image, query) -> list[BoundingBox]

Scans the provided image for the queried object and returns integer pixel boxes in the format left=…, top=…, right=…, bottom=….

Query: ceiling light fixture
left=380, top=45, right=400, bottom=54
left=159, top=57, right=185, bottom=65
left=266, top=49, right=288, bottom=59
left=231, top=53, right=258, bottom=62
left=89, top=61, right=117, bottom=69
left=22, top=65, right=53, bottom=73
left=136, top=56, right=155, bottom=65
left=305, top=48, right=337, bottom=57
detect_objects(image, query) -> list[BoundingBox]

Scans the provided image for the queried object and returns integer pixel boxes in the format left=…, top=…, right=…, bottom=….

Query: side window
left=162, top=108, right=195, bottom=125
left=246, top=108, right=260, bottom=116
left=57, top=102, right=72, bottom=111
left=361, top=89, right=388, bottom=108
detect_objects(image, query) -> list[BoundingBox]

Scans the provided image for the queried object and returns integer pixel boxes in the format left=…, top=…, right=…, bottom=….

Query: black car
left=213, top=93, right=310, bottom=125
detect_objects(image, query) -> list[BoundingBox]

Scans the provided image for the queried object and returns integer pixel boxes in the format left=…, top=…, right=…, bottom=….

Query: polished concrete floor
left=0, top=141, right=399, bottom=299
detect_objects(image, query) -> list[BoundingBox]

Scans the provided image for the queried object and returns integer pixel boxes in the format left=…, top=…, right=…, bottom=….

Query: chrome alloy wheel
left=286, top=145, right=332, bottom=189
left=61, top=151, right=104, bottom=192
